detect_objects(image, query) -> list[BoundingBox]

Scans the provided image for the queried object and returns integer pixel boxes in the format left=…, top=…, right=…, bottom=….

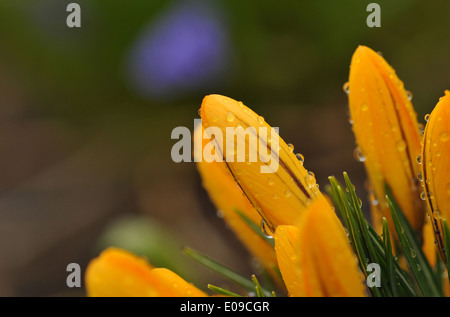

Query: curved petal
left=275, top=197, right=366, bottom=297
left=85, top=247, right=206, bottom=297
left=194, top=124, right=281, bottom=285
left=421, top=90, right=450, bottom=262
left=348, top=45, right=424, bottom=234
left=200, top=94, right=323, bottom=231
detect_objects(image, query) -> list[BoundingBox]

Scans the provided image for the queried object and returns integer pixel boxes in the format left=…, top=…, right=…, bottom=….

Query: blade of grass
left=234, top=208, right=274, bottom=247
left=386, top=195, right=442, bottom=297
left=183, top=246, right=273, bottom=297
left=208, top=284, right=243, bottom=297
left=383, top=217, right=399, bottom=296
left=443, top=219, right=450, bottom=282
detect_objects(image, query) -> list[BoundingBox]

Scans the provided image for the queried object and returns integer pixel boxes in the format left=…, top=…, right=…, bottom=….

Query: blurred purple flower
left=126, top=0, right=231, bottom=100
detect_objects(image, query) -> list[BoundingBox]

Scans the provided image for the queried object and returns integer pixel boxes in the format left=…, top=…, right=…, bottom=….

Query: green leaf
left=443, top=219, right=450, bottom=282
left=207, top=284, right=243, bottom=297
left=327, top=173, right=417, bottom=297
left=386, top=194, right=442, bottom=297
left=251, top=275, right=266, bottom=297
left=182, top=246, right=273, bottom=297
left=234, top=208, right=275, bottom=247
left=382, top=217, right=399, bottom=296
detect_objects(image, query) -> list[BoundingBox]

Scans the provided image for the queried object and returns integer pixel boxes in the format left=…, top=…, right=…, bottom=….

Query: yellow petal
left=200, top=94, right=323, bottom=232
left=275, top=197, right=366, bottom=297
left=193, top=124, right=281, bottom=285
left=422, top=218, right=437, bottom=268
left=348, top=45, right=424, bottom=233
left=85, top=247, right=206, bottom=297
left=421, top=90, right=450, bottom=261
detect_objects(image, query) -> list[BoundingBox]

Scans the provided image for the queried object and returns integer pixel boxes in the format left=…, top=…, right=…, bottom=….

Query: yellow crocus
left=193, top=123, right=281, bottom=285
left=85, top=247, right=207, bottom=297
left=420, top=90, right=450, bottom=261
left=274, top=196, right=366, bottom=297
left=200, top=94, right=323, bottom=232
left=347, top=45, right=424, bottom=234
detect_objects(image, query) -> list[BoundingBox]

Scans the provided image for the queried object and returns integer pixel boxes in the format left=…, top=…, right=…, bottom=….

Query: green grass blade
left=383, top=217, right=399, bottom=296
left=207, top=284, right=243, bottom=297
left=234, top=208, right=274, bottom=247
left=443, top=219, right=450, bottom=282
left=386, top=195, right=442, bottom=297
left=183, top=246, right=273, bottom=297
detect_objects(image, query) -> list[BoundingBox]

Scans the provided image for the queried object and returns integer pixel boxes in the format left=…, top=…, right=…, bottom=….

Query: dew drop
left=273, top=193, right=279, bottom=200
left=433, top=210, right=442, bottom=220
left=418, top=171, right=423, bottom=182
left=296, top=153, right=305, bottom=165
left=226, top=112, right=235, bottom=122
left=212, top=115, right=218, bottom=123
left=361, top=104, right=369, bottom=111
left=343, top=82, right=350, bottom=95
left=353, top=146, right=366, bottom=162
left=416, top=155, right=422, bottom=165
left=268, top=177, right=275, bottom=186
left=197, top=108, right=201, bottom=116
left=424, top=114, right=430, bottom=122
left=406, top=90, right=413, bottom=101
left=396, top=140, right=407, bottom=151
left=285, top=190, right=292, bottom=198
left=257, top=116, right=265, bottom=124
left=410, top=249, right=416, bottom=258
left=216, top=209, right=225, bottom=218
left=420, top=192, right=427, bottom=200
left=440, top=132, right=449, bottom=142
left=287, top=143, right=295, bottom=153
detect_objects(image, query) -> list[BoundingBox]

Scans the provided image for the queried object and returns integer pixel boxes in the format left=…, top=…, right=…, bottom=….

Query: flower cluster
left=84, top=45, right=450, bottom=297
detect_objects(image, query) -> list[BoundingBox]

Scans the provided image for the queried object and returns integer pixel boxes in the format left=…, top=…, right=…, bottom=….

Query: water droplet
left=268, top=177, right=275, bottom=186
left=295, top=153, right=305, bottom=165
left=197, top=108, right=202, bottom=116
left=433, top=210, right=442, bottom=220
left=424, top=114, right=430, bottom=122
left=284, top=190, right=292, bottom=198
left=377, top=51, right=383, bottom=57
left=361, top=104, right=369, bottom=111
left=287, top=143, right=294, bottom=153
left=396, top=140, right=407, bottom=151
left=418, top=171, right=423, bottom=182
left=416, top=155, right=422, bottom=164
left=410, top=249, right=416, bottom=258
left=420, top=192, right=427, bottom=200
left=257, top=116, right=265, bottom=124
left=226, top=112, right=235, bottom=122
left=343, top=82, right=350, bottom=95
left=305, top=172, right=316, bottom=188
left=406, top=90, right=413, bottom=101
left=440, top=132, right=449, bottom=142
left=216, top=209, right=225, bottom=218
left=212, top=115, right=218, bottom=123
left=353, top=146, right=366, bottom=162
left=273, top=193, right=279, bottom=200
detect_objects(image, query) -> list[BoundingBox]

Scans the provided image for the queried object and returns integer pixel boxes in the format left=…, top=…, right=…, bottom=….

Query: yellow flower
left=347, top=45, right=424, bottom=234
left=193, top=123, right=281, bottom=285
left=274, top=196, right=366, bottom=297
left=200, top=94, right=323, bottom=232
left=85, top=247, right=207, bottom=297
left=420, top=90, right=450, bottom=261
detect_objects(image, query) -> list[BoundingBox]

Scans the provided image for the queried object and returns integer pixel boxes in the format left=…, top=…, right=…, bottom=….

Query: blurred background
left=0, top=0, right=449, bottom=296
